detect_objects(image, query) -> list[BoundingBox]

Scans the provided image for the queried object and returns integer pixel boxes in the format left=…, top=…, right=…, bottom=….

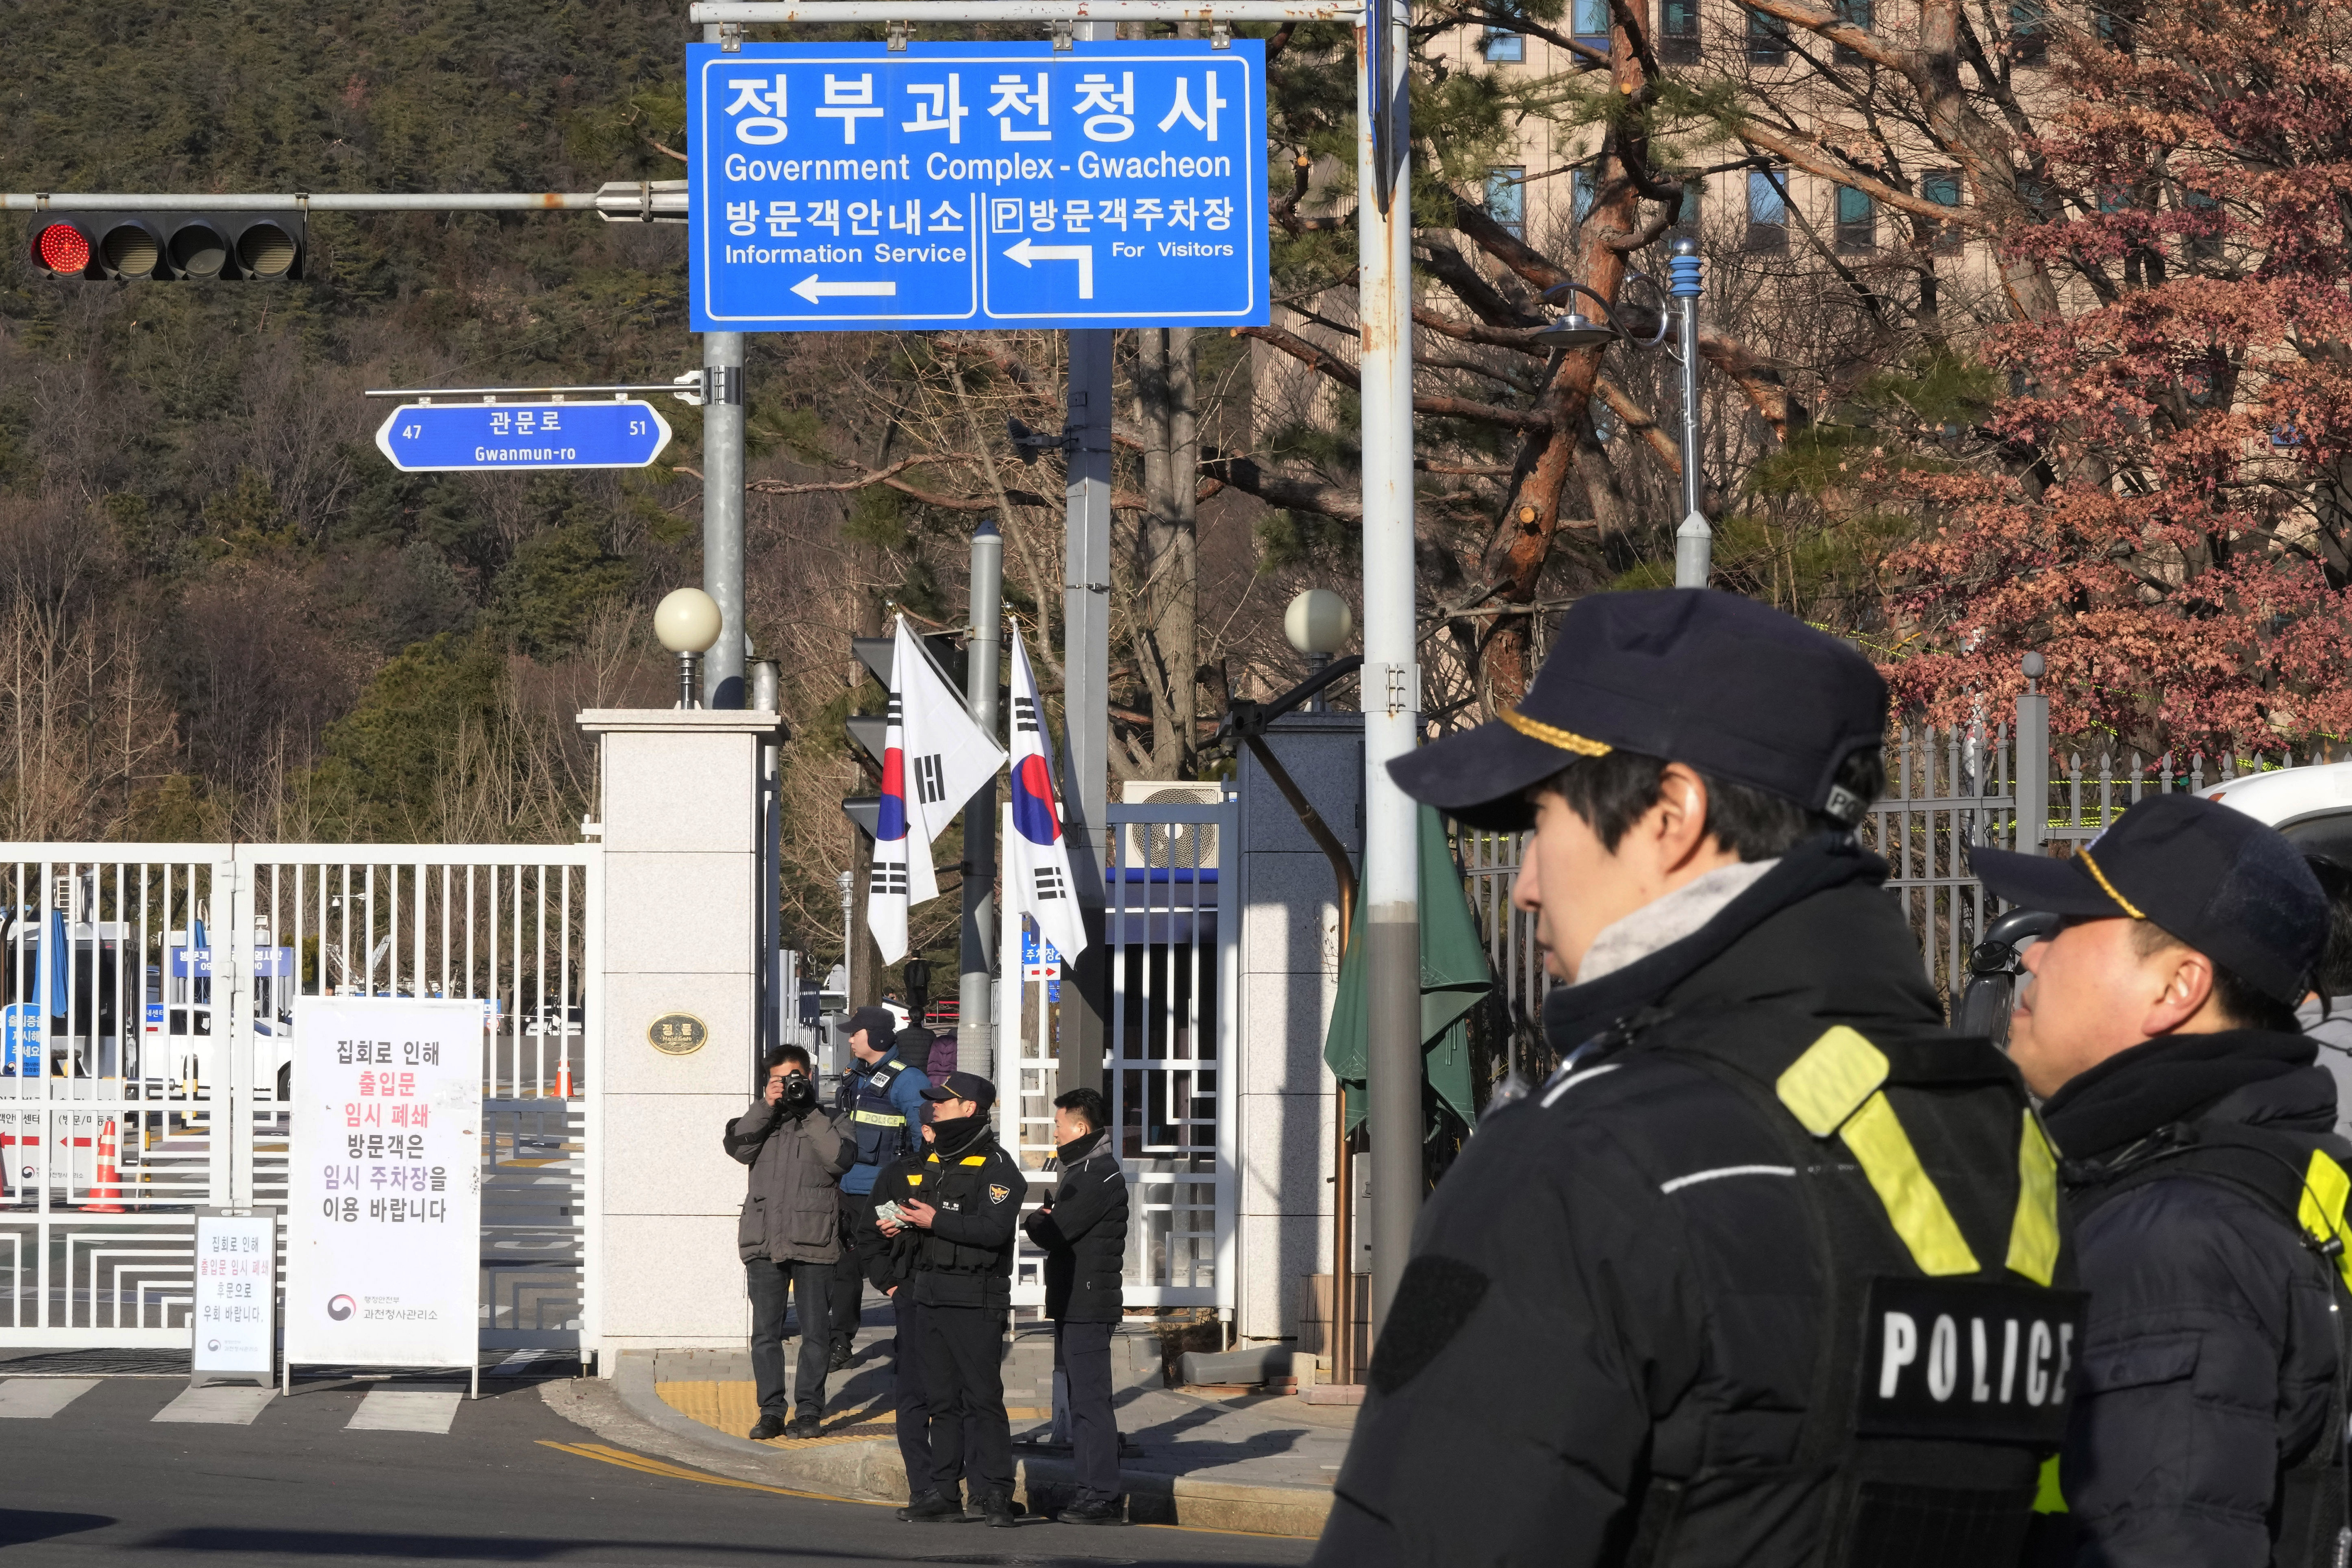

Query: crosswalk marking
left=0, top=1378, right=99, bottom=1418
left=348, top=1387, right=462, bottom=1433
left=154, top=1384, right=277, bottom=1425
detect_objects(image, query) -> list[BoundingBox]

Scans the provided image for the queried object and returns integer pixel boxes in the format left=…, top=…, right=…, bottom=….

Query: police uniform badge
left=988, top=1183, right=1011, bottom=1205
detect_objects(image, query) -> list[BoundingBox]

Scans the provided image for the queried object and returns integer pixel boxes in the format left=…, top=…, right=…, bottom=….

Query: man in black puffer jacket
left=897, top=1071, right=1027, bottom=1529
left=855, top=1125, right=982, bottom=1520
left=1317, top=591, right=2079, bottom=1567
left=1024, top=1086, right=1129, bottom=1525
left=1973, top=793, right=2348, bottom=1567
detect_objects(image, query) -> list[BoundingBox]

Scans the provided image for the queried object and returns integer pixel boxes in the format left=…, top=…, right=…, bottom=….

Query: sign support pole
left=701, top=20, right=749, bottom=711
left=1359, top=0, right=1421, bottom=1340
left=1060, top=234, right=1117, bottom=1096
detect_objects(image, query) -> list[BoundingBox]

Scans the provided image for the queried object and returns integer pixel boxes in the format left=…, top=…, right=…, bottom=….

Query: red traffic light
left=31, top=221, right=90, bottom=275
left=21, top=212, right=304, bottom=281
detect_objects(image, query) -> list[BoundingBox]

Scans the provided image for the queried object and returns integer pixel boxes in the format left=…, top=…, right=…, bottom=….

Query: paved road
left=0, top=1374, right=1319, bottom=1567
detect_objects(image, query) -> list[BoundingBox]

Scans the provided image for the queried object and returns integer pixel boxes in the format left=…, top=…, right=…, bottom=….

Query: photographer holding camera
left=726, top=1044, right=854, bottom=1441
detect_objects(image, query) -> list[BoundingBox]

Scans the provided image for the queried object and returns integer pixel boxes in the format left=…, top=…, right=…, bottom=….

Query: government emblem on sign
left=648, top=1012, right=709, bottom=1055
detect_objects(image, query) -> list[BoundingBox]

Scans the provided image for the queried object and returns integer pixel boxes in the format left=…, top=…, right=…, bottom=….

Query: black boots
left=903, top=1490, right=964, bottom=1523
left=747, top=1414, right=786, bottom=1441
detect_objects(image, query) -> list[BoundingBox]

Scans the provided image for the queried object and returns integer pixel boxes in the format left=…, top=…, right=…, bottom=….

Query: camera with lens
left=780, top=1072, right=818, bottom=1113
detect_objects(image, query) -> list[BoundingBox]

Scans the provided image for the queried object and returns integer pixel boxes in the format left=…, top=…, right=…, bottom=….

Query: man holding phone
left=726, top=1044, right=853, bottom=1441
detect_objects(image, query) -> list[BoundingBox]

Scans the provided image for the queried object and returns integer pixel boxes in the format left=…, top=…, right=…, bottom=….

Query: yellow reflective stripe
left=2006, top=1112, right=2062, bottom=1286
left=1841, top=1091, right=1982, bottom=1276
left=2298, top=1150, right=2352, bottom=1294
left=2034, top=1454, right=2066, bottom=1514
left=851, top=1109, right=906, bottom=1126
left=905, top=1173, right=924, bottom=1186
left=960, top=1155, right=988, bottom=1166
left=1776, top=1026, right=1890, bottom=1136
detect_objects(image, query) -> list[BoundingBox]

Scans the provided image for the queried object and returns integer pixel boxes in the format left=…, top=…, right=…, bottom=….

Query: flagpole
left=961, top=522, right=1004, bottom=1080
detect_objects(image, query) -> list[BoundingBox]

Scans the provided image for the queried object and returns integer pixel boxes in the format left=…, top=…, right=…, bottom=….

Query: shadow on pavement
left=132, top=1531, right=891, bottom=1561
left=0, top=1509, right=115, bottom=1546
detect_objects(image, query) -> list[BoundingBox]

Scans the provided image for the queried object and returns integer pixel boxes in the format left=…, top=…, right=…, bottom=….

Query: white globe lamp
left=1284, top=589, right=1354, bottom=713
left=654, top=588, right=724, bottom=709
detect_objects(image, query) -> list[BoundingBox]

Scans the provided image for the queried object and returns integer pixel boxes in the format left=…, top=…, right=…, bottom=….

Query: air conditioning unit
left=1118, top=781, right=1224, bottom=873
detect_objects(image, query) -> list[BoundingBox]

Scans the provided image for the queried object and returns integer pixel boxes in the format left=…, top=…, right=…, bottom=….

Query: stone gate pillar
left=578, top=709, right=780, bottom=1359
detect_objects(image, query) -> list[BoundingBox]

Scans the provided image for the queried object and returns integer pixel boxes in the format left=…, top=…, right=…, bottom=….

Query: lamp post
left=654, top=587, right=724, bottom=709
left=1537, top=235, right=1712, bottom=587
left=1281, top=586, right=1361, bottom=1383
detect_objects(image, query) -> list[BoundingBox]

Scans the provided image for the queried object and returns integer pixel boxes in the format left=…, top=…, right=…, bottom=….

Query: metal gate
left=996, top=799, right=1237, bottom=1312
left=0, top=843, right=599, bottom=1355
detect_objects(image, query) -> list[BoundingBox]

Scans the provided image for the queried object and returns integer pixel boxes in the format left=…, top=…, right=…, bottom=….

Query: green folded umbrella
left=1322, top=803, right=1493, bottom=1138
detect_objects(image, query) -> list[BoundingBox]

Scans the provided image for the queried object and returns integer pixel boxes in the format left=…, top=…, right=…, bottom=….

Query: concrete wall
left=580, top=709, right=781, bottom=1358
left=1233, top=712, right=1363, bottom=1343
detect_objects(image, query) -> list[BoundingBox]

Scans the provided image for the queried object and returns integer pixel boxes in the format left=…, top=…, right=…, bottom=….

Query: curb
left=610, top=1350, right=1333, bottom=1537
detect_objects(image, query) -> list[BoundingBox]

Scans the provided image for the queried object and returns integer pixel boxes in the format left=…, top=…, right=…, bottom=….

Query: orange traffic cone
left=81, top=1118, right=125, bottom=1213
left=554, top=1045, right=574, bottom=1099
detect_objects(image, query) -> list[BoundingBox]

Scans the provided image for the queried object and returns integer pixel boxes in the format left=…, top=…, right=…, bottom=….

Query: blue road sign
left=374, top=400, right=673, bottom=472
left=687, top=41, right=1267, bottom=332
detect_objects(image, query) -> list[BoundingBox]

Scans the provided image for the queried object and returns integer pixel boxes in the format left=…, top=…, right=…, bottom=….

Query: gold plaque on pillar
left=647, top=1012, right=709, bottom=1055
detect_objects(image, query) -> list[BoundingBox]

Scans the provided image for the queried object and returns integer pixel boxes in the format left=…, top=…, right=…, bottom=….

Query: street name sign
left=374, top=399, right=672, bottom=471
left=285, top=997, right=482, bottom=1373
left=687, top=40, right=1268, bottom=331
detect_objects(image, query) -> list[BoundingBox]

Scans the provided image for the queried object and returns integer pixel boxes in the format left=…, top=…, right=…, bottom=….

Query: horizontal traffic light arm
left=2, top=187, right=673, bottom=215
left=691, top=0, right=1360, bottom=17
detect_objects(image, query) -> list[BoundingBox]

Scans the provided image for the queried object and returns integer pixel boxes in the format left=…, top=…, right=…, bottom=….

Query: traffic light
left=24, top=211, right=306, bottom=282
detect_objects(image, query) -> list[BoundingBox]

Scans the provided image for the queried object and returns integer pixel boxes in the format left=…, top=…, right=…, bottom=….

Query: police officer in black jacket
left=1316, top=590, right=2078, bottom=1567
left=1969, top=795, right=2345, bottom=1565
left=1023, top=1086, right=1129, bottom=1525
left=856, top=1124, right=982, bottom=1519
left=896, top=1071, right=1027, bottom=1528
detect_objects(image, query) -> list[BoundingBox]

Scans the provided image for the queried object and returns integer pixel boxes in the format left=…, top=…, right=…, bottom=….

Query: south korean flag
left=866, top=680, right=932, bottom=966
left=1005, top=626, right=1088, bottom=962
left=866, top=617, right=1007, bottom=966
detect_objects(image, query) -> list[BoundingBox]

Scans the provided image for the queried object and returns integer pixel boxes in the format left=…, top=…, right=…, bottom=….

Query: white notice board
left=192, top=1212, right=276, bottom=1379
left=285, top=998, right=482, bottom=1370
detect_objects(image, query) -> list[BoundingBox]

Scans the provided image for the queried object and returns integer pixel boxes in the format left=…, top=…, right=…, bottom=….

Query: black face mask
left=930, top=1113, right=985, bottom=1152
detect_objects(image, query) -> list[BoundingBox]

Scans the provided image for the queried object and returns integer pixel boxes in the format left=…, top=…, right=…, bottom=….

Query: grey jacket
left=724, top=1094, right=853, bottom=1264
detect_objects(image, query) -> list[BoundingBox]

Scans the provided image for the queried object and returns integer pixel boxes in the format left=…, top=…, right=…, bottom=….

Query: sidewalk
left=601, top=1317, right=1354, bottom=1537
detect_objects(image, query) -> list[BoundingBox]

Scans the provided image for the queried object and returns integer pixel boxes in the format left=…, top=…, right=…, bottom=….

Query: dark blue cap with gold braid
left=1389, top=589, right=1887, bottom=832
left=1968, top=791, right=2326, bottom=1003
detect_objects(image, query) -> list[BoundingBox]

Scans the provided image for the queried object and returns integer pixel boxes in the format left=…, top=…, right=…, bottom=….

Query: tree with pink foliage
left=1882, top=0, right=2352, bottom=757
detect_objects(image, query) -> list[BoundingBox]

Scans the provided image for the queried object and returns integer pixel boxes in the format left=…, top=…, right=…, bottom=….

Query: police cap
left=1969, top=791, right=2326, bottom=1004
left=920, top=1070, right=997, bottom=1114
left=1388, top=589, right=1887, bottom=832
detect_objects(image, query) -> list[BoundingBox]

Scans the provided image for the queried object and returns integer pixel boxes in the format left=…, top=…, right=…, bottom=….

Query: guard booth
left=998, top=787, right=1238, bottom=1318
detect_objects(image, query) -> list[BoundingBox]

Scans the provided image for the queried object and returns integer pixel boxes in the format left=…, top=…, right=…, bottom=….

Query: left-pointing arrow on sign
left=1002, top=238, right=1095, bottom=300
left=790, top=275, right=900, bottom=305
